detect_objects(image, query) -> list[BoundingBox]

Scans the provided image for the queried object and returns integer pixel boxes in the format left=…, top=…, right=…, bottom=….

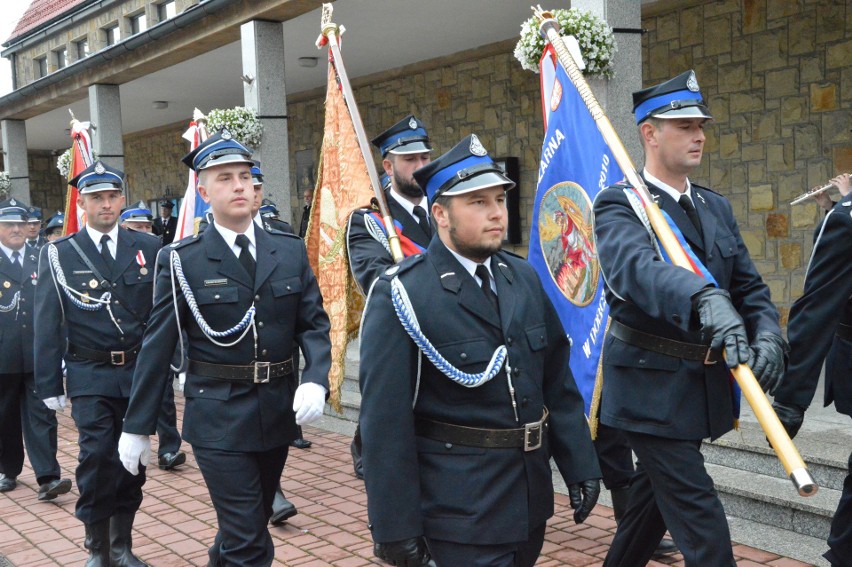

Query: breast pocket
left=271, top=277, right=302, bottom=321
left=435, top=338, right=494, bottom=371
left=122, top=270, right=154, bottom=286
left=194, top=286, right=240, bottom=322
left=715, top=234, right=738, bottom=259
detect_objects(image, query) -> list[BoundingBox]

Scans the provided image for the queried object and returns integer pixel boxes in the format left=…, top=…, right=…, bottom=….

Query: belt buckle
left=253, top=361, right=271, bottom=383
left=524, top=420, right=543, bottom=452
left=704, top=348, right=717, bottom=365
left=110, top=351, right=125, bottom=366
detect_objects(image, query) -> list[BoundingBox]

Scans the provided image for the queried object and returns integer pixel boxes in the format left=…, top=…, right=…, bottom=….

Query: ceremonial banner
left=528, top=45, right=623, bottom=418
left=62, top=119, right=94, bottom=235
left=304, top=51, right=375, bottom=412
left=175, top=115, right=209, bottom=239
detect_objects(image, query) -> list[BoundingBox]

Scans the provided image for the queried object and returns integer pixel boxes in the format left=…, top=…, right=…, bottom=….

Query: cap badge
left=9, top=199, right=16, bottom=206
left=408, top=117, right=418, bottom=130
left=686, top=71, right=700, bottom=92
left=221, top=129, right=232, bottom=140
left=94, top=162, right=106, bottom=174
left=469, top=134, right=487, bottom=157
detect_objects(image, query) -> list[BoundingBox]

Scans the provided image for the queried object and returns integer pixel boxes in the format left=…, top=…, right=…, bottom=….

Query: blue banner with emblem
left=527, top=46, right=623, bottom=417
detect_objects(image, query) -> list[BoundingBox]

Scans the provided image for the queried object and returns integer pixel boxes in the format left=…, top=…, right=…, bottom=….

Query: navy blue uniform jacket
left=594, top=180, right=781, bottom=441
left=0, top=247, right=38, bottom=374
left=359, top=239, right=600, bottom=545
left=347, top=190, right=432, bottom=294
left=122, top=224, right=331, bottom=452
left=34, top=228, right=160, bottom=398
left=775, top=193, right=852, bottom=417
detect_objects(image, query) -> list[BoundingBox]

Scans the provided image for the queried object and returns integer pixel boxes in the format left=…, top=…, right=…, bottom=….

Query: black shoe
left=290, top=438, right=312, bottom=449
left=109, top=513, right=148, bottom=566
left=0, top=474, right=17, bottom=492
left=38, top=478, right=72, bottom=501
left=158, top=452, right=186, bottom=471
left=652, top=537, right=679, bottom=557
left=269, top=488, right=298, bottom=525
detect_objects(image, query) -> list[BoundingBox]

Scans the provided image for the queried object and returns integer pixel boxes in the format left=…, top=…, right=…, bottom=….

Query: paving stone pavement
left=0, top=395, right=817, bottom=566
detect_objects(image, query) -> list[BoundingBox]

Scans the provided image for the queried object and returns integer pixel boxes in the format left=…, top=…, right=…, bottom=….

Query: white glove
left=43, top=395, right=67, bottom=412
left=293, top=382, right=327, bottom=425
left=118, top=432, right=151, bottom=476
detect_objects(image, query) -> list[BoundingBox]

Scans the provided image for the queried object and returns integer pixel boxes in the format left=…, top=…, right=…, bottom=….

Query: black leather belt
left=836, top=323, right=852, bottom=342
left=609, top=320, right=716, bottom=364
left=188, top=358, right=294, bottom=384
left=68, top=343, right=141, bottom=366
left=415, top=409, right=549, bottom=452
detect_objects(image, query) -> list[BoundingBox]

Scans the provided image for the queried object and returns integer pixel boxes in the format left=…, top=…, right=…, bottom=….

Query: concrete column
left=571, top=0, right=643, bottom=166
left=241, top=20, right=292, bottom=224
left=1, top=119, right=31, bottom=202
left=88, top=84, right=125, bottom=173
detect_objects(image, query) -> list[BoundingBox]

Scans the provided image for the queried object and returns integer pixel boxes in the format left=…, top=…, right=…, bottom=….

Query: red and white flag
left=175, top=109, right=209, bottom=240
left=62, top=119, right=94, bottom=235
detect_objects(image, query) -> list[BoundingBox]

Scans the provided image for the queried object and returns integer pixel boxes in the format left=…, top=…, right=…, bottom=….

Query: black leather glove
left=692, top=288, right=749, bottom=368
left=748, top=332, right=788, bottom=395
left=374, top=537, right=431, bottom=567
left=772, top=401, right=805, bottom=441
left=567, top=478, right=601, bottom=524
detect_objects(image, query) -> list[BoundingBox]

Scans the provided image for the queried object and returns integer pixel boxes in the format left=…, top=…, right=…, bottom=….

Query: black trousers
left=603, top=431, right=735, bottom=567
left=0, top=372, right=25, bottom=479
left=594, top=422, right=635, bottom=490
left=156, top=377, right=182, bottom=456
left=425, top=523, right=546, bottom=567
left=195, top=444, right=288, bottom=567
left=20, top=372, right=61, bottom=484
left=824, top=443, right=852, bottom=566
left=71, top=395, right=146, bottom=524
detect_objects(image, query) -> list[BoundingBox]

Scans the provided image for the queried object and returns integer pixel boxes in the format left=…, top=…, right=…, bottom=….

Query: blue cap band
left=634, top=88, right=703, bottom=123
left=424, top=154, right=491, bottom=202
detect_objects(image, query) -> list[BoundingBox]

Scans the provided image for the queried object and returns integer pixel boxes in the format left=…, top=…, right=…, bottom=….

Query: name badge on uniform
left=204, top=278, right=228, bottom=287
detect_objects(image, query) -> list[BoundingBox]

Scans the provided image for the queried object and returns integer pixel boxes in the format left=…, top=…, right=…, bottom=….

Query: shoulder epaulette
left=168, top=235, right=201, bottom=250
left=380, top=253, right=425, bottom=280
left=49, top=234, right=74, bottom=245
left=265, top=229, right=299, bottom=239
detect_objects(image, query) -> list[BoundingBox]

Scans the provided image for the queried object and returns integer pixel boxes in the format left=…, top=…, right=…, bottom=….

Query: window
left=55, top=47, right=67, bottom=69
left=75, top=39, right=89, bottom=59
left=130, top=12, right=147, bottom=35
left=34, top=56, right=47, bottom=78
left=104, top=24, right=120, bottom=46
left=157, top=1, right=176, bottom=22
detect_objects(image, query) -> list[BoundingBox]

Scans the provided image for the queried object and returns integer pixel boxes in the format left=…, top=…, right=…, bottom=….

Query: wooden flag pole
left=531, top=6, right=816, bottom=496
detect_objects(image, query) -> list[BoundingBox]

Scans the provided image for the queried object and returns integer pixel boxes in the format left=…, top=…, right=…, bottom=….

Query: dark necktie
left=475, top=264, right=498, bottom=312
left=413, top=206, right=431, bottom=238
left=678, top=194, right=702, bottom=234
left=235, top=234, right=256, bottom=279
left=9, top=250, right=23, bottom=281
left=100, top=234, right=114, bottom=270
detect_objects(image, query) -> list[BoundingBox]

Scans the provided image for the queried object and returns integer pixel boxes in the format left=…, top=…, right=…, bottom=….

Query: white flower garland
left=207, top=106, right=264, bottom=149
left=0, top=171, right=10, bottom=195
left=514, top=8, right=617, bottom=78
left=56, top=148, right=98, bottom=178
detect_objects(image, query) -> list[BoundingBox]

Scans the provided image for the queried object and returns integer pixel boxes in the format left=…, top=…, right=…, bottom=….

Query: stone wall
left=641, top=0, right=851, bottom=323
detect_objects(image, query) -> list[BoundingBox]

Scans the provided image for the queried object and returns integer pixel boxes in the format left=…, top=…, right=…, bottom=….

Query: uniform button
left=112, top=283, right=117, bottom=288
left=116, top=319, right=122, bottom=323
left=444, top=443, right=453, bottom=450
left=638, top=358, right=646, bottom=365
left=120, top=336, right=126, bottom=342
left=258, top=321, right=264, bottom=328
left=214, top=294, right=220, bottom=300
left=673, top=314, right=682, bottom=323
left=708, top=254, right=714, bottom=260
left=255, top=295, right=260, bottom=301
left=514, top=367, right=521, bottom=375
left=22, top=324, right=27, bottom=328
left=114, top=300, right=119, bottom=305
left=460, top=352, right=468, bottom=360
left=507, top=337, right=513, bottom=345
left=522, top=397, right=529, bottom=407
left=262, top=349, right=268, bottom=355
left=539, top=335, right=545, bottom=341
left=286, top=285, right=292, bottom=291
left=199, top=389, right=204, bottom=394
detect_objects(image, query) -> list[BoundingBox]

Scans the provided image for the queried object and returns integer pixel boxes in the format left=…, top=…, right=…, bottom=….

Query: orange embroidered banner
left=304, top=52, right=374, bottom=412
